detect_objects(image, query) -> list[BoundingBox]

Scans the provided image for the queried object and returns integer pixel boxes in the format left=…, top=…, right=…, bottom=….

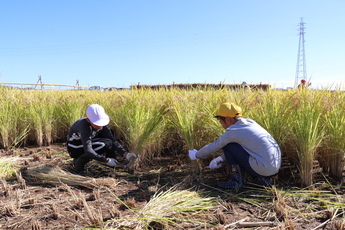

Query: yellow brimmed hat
left=215, top=102, right=242, bottom=117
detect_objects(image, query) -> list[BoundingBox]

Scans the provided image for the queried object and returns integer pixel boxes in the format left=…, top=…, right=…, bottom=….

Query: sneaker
left=217, top=175, right=244, bottom=189
left=73, top=158, right=86, bottom=175
left=248, top=176, right=274, bottom=188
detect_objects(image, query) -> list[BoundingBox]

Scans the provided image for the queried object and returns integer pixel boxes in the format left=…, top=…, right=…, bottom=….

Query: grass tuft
left=0, top=158, right=18, bottom=179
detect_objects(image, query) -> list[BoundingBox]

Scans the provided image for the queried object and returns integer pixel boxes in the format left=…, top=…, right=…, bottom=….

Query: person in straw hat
left=67, top=104, right=136, bottom=175
left=188, top=102, right=281, bottom=189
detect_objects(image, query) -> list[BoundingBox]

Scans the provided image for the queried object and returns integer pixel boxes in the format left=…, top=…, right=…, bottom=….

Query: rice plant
left=320, top=90, right=345, bottom=181
left=56, top=94, right=89, bottom=141
left=25, top=91, right=58, bottom=146
left=167, top=89, right=220, bottom=177
left=288, top=90, right=326, bottom=187
left=0, top=88, right=30, bottom=148
left=111, top=89, right=168, bottom=164
left=250, top=89, right=293, bottom=148
left=0, top=86, right=344, bottom=189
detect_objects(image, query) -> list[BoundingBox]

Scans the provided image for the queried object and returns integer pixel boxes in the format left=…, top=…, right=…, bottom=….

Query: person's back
left=188, top=102, right=281, bottom=189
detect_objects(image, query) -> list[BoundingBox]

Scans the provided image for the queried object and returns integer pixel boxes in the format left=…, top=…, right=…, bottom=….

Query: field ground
left=0, top=143, right=344, bottom=229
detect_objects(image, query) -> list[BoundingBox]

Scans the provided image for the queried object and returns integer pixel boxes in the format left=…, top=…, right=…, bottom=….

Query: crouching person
left=67, top=104, right=136, bottom=175
left=188, top=102, right=281, bottom=189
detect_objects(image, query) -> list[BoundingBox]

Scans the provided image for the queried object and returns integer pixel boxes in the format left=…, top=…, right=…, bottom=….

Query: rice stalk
left=138, top=187, right=218, bottom=229
left=31, top=219, right=42, bottom=230
left=26, top=92, right=57, bottom=146
left=22, top=165, right=118, bottom=189
left=111, top=89, right=168, bottom=164
left=5, top=216, right=32, bottom=229
left=272, top=186, right=290, bottom=220
left=50, top=203, right=60, bottom=220
left=321, top=91, right=345, bottom=181
left=106, top=185, right=218, bottom=229
left=251, top=89, right=293, bottom=148
left=58, top=95, right=89, bottom=134
left=0, top=88, right=29, bottom=148
left=1, top=179, right=12, bottom=197
left=11, top=125, right=30, bottom=148
left=15, top=171, right=26, bottom=189
left=288, top=91, right=326, bottom=187
left=167, top=90, right=214, bottom=178
left=82, top=195, right=104, bottom=227
left=62, top=185, right=84, bottom=209
left=0, top=158, right=18, bottom=179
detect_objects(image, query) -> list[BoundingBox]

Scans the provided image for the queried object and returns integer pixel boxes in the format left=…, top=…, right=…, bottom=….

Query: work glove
left=126, top=152, right=137, bottom=161
left=106, top=158, right=117, bottom=167
left=188, top=149, right=198, bottom=160
left=209, top=156, right=223, bottom=170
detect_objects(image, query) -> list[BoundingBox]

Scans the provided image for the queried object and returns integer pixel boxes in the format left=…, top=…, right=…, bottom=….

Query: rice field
left=0, top=85, right=345, bottom=229
left=1, top=86, right=344, bottom=186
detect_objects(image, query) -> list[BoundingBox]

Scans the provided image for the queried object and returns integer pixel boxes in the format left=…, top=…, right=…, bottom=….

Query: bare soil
left=0, top=143, right=344, bottom=230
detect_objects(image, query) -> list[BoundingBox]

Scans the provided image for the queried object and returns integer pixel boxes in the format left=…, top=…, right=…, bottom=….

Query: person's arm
left=100, top=126, right=128, bottom=157
left=196, top=133, right=230, bottom=160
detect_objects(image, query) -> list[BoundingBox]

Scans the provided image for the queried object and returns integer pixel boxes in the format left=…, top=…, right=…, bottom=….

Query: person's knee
left=223, top=143, right=242, bottom=153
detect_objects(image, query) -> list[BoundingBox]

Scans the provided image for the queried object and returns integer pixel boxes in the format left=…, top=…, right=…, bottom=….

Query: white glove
left=209, top=156, right=223, bottom=170
left=106, top=158, right=117, bottom=167
left=188, top=149, right=198, bottom=160
left=126, top=152, right=137, bottom=161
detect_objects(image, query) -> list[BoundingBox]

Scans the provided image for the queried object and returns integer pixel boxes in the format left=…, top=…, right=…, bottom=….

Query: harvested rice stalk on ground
left=22, top=165, right=118, bottom=188
left=108, top=185, right=218, bottom=229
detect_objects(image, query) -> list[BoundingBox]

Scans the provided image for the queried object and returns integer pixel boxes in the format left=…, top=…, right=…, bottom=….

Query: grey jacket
left=195, top=118, right=281, bottom=176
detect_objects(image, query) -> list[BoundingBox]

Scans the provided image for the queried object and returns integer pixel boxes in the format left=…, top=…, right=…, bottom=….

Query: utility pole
left=295, top=18, right=307, bottom=88
left=35, top=75, right=44, bottom=90
left=75, top=80, right=81, bottom=90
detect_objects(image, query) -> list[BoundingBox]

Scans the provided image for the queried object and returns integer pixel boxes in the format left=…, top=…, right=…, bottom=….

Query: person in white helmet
left=67, top=104, right=136, bottom=175
left=188, top=102, right=281, bottom=189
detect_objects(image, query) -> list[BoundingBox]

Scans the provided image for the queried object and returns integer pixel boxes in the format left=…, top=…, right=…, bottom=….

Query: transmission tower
left=294, top=18, right=307, bottom=88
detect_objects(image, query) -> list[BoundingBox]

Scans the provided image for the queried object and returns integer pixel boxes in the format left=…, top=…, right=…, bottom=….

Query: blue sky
left=1, top=1, right=345, bottom=89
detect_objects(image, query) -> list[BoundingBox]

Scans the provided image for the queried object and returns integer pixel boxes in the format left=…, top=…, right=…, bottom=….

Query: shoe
left=248, top=176, right=274, bottom=188
left=217, top=164, right=244, bottom=189
left=73, top=158, right=87, bottom=175
left=257, top=176, right=274, bottom=186
left=217, top=175, right=244, bottom=189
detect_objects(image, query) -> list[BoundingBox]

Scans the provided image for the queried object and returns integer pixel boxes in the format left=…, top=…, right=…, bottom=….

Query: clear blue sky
left=1, top=1, right=344, bottom=89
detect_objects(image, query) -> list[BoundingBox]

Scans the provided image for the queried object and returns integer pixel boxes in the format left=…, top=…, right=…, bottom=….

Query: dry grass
left=0, top=157, right=18, bottom=179
left=1, top=179, right=12, bottom=197
left=22, top=165, right=118, bottom=189
left=1, top=145, right=345, bottom=229
left=82, top=195, right=104, bottom=227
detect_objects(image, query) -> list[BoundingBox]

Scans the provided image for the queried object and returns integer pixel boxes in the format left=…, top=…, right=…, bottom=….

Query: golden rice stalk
left=105, top=185, right=218, bottom=229
left=22, top=165, right=117, bottom=189
left=136, top=186, right=218, bottom=229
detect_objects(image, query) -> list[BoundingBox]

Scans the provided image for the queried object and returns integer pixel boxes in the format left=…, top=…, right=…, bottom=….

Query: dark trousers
left=223, top=143, right=261, bottom=178
left=67, top=138, right=116, bottom=160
